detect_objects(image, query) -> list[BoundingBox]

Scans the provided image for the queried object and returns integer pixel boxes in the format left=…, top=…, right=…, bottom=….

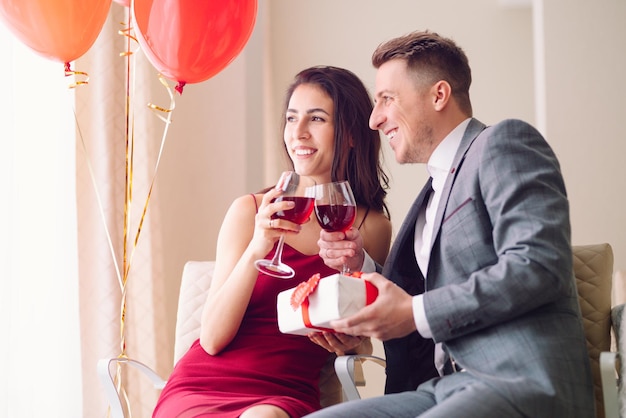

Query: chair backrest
left=573, top=243, right=615, bottom=418
left=172, top=260, right=342, bottom=406
left=174, top=261, right=216, bottom=363
left=612, top=270, right=626, bottom=309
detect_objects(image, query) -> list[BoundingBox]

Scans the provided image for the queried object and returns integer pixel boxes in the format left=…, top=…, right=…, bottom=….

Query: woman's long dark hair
left=281, top=66, right=390, bottom=217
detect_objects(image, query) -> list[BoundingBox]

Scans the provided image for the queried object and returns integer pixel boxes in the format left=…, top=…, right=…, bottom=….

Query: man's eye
left=286, top=116, right=296, bottom=122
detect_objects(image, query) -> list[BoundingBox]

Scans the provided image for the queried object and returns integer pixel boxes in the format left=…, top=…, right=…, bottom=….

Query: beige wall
left=540, top=0, right=626, bottom=261
left=152, top=0, right=625, bottom=396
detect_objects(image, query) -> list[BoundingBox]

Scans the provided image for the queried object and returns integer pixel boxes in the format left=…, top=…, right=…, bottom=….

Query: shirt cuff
left=361, top=250, right=376, bottom=273
left=412, top=294, right=432, bottom=338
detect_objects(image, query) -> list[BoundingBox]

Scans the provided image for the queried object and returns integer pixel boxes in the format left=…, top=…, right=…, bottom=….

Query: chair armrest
left=600, top=352, right=620, bottom=418
left=334, top=354, right=386, bottom=402
left=97, top=358, right=167, bottom=418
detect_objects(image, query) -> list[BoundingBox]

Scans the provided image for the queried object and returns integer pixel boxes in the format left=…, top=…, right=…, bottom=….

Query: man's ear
left=432, top=80, right=452, bottom=111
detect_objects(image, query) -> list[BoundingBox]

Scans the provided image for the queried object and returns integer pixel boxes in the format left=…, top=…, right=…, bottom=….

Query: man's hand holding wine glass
left=314, top=181, right=361, bottom=275
left=317, top=227, right=366, bottom=274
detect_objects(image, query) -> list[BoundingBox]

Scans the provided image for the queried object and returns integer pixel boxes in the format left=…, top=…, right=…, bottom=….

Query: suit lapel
left=430, top=118, right=487, bottom=259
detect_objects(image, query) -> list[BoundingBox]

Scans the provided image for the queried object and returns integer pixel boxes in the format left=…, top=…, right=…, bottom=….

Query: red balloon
left=0, top=0, right=112, bottom=64
left=134, top=0, right=257, bottom=92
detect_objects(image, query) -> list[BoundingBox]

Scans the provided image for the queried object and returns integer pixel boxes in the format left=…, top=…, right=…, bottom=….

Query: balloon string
left=113, top=15, right=139, bottom=418
left=64, top=62, right=89, bottom=88
left=109, top=76, right=175, bottom=418
left=123, top=74, right=175, bottom=277
left=74, top=110, right=125, bottom=292
left=118, top=15, right=136, bottom=359
left=72, top=85, right=130, bottom=418
left=106, top=17, right=141, bottom=418
left=119, top=20, right=139, bottom=281
left=68, top=57, right=123, bottom=291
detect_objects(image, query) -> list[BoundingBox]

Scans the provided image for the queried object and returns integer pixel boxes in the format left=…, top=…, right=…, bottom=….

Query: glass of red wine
left=314, top=181, right=357, bottom=275
left=254, top=171, right=316, bottom=279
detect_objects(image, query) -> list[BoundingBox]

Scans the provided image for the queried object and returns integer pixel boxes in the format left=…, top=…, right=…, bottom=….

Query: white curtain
left=0, top=23, right=82, bottom=418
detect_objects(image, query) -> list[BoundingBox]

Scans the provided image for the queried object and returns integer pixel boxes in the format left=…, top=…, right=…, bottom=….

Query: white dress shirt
left=411, top=119, right=469, bottom=373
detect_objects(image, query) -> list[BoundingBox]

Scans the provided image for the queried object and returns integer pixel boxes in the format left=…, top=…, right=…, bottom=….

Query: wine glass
left=313, top=181, right=357, bottom=275
left=254, top=171, right=316, bottom=279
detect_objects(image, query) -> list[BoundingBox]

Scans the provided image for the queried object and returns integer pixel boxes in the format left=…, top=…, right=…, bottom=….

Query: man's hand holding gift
left=276, top=272, right=378, bottom=340
left=330, top=272, right=417, bottom=341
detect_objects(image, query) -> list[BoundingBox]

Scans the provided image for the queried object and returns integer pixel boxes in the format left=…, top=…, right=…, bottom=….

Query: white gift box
left=277, top=273, right=377, bottom=336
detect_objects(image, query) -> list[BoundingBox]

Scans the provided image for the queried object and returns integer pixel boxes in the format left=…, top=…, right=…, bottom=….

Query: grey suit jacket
left=382, top=118, right=595, bottom=417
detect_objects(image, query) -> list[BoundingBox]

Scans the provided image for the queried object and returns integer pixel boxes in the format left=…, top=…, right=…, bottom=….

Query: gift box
left=277, top=272, right=378, bottom=336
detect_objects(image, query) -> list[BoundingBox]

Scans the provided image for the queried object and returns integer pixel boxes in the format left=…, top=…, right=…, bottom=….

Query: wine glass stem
left=270, top=234, right=286, bottom=266
left=341, top=263, right=350, bottom=275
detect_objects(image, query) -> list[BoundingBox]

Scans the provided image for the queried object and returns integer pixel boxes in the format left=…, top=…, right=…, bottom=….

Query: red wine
left=272, top=196, right=314, bottom=224
left=315, top=204, right=356, bottom=232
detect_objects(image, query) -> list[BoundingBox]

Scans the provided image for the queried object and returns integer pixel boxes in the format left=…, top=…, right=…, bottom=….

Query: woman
left=153, top=66, right=392, bottom=418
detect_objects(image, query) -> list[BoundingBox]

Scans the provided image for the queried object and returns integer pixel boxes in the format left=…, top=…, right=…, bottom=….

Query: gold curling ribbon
left=64, top=62, right=89, bottom=88
left=148, top=74, right=176, bottom=123
left=118, top=25, right=139, bottom=57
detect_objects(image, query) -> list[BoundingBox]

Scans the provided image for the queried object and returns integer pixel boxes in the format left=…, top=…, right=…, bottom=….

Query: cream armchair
left=601, top=270, right=626, bottom=418
left=574, top=243, right=617, bottom=418
left=98, top=261, right=214, bottom=418
left=98, top=261, right=344, bottom=417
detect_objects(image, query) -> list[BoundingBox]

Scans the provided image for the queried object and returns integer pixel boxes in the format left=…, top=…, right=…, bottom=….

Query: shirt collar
left=427, top=118, right=471, bottom=191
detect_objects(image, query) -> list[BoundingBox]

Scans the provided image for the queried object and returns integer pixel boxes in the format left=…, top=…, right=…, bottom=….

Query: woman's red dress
left=152, top=245, right=337, bottom=418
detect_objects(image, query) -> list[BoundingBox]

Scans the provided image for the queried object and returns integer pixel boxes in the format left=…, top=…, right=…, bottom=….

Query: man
left=308, top=30, right=594, bottom=417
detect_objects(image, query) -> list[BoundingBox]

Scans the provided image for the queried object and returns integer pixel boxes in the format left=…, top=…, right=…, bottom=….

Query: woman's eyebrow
left=286, top=107, right=330, bottom=115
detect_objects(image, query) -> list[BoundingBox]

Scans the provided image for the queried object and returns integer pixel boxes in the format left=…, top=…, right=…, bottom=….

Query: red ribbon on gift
left=291, top=272, right=378, bottom=333
left=301, top=298, right=335, bottom=333
left=290, top=273, right=321, bottom=310
left=350, top=271, right=379, bottom=305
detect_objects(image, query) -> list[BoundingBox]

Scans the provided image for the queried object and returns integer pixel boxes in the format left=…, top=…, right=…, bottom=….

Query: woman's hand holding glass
left=254, top=171, right=315, bottom=279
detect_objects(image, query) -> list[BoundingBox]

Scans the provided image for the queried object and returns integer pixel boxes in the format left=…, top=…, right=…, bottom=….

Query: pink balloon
left=133, top=0, right=257, bottom=93
left=0, top=0, right=112, bottom=63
